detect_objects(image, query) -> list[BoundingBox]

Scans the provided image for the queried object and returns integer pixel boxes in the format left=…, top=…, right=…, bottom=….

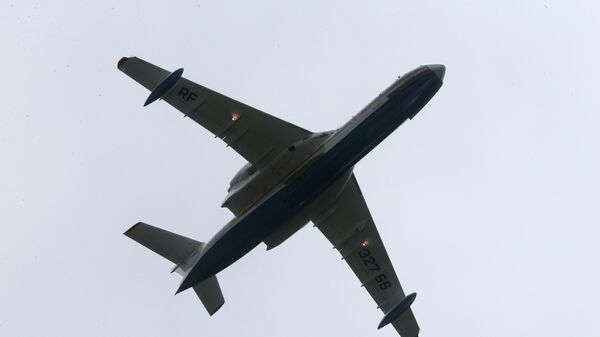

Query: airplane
left=118, top=56, right=445, bottom=337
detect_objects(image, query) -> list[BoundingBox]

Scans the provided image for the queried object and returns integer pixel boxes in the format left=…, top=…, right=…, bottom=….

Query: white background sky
left=1, top=1, right=599, bottom=336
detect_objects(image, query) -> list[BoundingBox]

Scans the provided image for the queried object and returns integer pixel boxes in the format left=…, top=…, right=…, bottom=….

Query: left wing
left=118, top=56, right=311, bottom=166
left=312, top=174, right=419, bottom=337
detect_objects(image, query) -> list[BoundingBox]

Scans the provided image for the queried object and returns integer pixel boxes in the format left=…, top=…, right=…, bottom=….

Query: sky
left=1, top=1, right=599, bottom=336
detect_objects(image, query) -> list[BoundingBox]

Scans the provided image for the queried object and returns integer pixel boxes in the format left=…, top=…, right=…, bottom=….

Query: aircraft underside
left=119, top=56, right=445, bottom=337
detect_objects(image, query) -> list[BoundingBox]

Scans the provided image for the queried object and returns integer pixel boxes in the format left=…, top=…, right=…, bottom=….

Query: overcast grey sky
left=1, top=1, right=599, bottom=336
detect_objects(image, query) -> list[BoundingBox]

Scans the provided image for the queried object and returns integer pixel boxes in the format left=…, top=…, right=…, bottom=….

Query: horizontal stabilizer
left=124, top=222, right=225, bottom=315
left=193, top=276, right=225, bottom=316
left=124, top=222, right=201, bottom=264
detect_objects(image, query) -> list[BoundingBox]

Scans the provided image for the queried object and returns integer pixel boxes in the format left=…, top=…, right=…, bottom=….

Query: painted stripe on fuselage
left=178, top=68, right=442, bottom=291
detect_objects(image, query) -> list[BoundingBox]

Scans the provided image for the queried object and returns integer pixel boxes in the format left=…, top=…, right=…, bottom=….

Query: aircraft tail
left=124, top=222, right=225, bottom=315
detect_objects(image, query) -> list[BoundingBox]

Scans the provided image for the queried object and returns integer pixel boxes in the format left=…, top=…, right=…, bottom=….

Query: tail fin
left=124, top=222, right=225, bottom=315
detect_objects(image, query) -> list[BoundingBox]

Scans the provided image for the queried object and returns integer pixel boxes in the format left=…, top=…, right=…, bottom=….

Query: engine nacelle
left=222, top=131, right=334, bottom=216
left=221, top=162, right=260, bottom=215
left=228, top=162, right=256, bottom=192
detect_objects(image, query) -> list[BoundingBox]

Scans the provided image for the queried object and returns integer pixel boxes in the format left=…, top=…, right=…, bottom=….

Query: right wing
left=312, top=175, right=419, bottom=337
left=118, top=56, right=311, bottom=166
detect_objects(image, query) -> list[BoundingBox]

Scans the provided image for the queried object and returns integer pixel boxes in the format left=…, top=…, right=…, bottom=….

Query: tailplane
left=124, top=222, right=225, bottom=315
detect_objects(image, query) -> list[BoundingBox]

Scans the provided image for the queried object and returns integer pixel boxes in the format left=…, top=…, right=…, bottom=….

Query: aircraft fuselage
left=177, top=64, right=445, bottom=293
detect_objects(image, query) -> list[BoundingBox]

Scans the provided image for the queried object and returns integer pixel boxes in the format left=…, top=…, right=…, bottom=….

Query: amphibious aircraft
left=119, top=56, right=445, bottom=337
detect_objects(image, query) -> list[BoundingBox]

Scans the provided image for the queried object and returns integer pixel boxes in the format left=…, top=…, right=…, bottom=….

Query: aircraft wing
left=312, top=174, right=419, bottom=337
left=118, top=57, right=311, bottom=166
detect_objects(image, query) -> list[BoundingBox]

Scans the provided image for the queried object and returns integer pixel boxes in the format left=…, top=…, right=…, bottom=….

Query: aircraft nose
left=427, top=64, right=446, bottom=81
